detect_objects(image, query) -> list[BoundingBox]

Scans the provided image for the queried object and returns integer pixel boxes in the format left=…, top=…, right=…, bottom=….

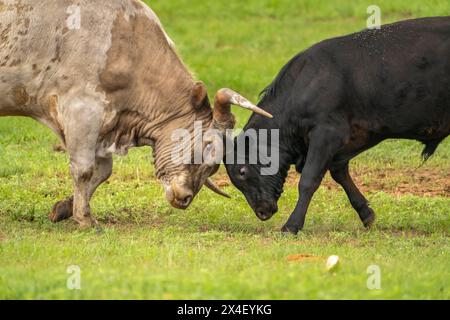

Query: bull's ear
left=192, top=81, right=209, bottom=109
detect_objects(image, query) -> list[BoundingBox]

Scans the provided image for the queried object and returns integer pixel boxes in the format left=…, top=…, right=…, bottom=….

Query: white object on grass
left=326, top=255, right=340, bottom=271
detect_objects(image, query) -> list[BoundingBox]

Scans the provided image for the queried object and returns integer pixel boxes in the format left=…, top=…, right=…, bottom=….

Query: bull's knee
left=49, top=197, right=74, bottom=223
left=71, top=163, right=95, bottom=183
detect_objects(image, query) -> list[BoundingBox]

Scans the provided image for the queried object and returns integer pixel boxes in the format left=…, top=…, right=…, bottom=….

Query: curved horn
left=213, top=88, right=273, bottom=125
left=205, top=178, right=231, bottom=198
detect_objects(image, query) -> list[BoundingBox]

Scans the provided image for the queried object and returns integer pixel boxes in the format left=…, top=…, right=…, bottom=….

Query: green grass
left=0, top=0, right=449, bottom=299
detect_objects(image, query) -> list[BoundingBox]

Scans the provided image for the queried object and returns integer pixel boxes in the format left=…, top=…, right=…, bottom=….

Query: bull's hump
left=98, top=8, right=169, bottom=93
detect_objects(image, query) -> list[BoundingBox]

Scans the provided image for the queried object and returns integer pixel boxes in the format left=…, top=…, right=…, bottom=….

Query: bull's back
left=319, top=17, right=450, bottom=137
left=0, top=0, right=155, bottom=117
left=1, top=1, right=131, bottom=82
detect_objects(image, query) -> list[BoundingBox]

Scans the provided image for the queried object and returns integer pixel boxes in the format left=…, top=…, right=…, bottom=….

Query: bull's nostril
left=257, top=211, right=268, bottom=220
left=256, top=209, right=275, bottom=221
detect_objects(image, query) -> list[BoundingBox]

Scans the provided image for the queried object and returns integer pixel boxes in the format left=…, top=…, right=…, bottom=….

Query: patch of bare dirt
left=286, top=254, right=322, bottom=262
left=318, top=167, right=450, bottom=198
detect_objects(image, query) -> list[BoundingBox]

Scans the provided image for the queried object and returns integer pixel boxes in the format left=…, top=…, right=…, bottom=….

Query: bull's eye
left=204, top=143, right=214, bottom=158
left=204, top=142, right=217, bottom=166
left=239, top=166, right=248, bottom=178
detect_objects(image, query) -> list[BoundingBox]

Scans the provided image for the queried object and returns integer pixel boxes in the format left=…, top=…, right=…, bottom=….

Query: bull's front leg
left=71, top=158, right=97, bottom=227
left=48, top=98, right=109, bottom=228
left=281, top=127, right=345, bottom=235
left=70, top=156, right=101, bottom=228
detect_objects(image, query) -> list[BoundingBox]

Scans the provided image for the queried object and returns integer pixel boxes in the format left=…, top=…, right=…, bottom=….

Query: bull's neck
left=101, top=75, right=198, bottom=159
left=243, top=113, right=299, bottom=190
left=271, top=141, right=293, bottom=195
left=105, top=26, right=197, bottom=145
left=110, top=97, right=213, bottom=180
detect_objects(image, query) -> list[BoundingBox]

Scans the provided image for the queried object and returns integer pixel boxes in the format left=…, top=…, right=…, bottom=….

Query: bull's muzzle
left=162, top=178, right=194, bottom=210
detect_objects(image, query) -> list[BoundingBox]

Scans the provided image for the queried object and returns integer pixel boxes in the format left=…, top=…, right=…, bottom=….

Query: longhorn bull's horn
left=213, top=88, right=273, bottom=126
left=205, top=178, right=231, bottom=198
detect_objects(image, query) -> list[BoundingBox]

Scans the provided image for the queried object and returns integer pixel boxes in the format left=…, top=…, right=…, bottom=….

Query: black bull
left=225, top=17, right=450, bottom=234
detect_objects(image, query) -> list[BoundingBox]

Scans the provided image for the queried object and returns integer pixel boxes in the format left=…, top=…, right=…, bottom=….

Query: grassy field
left=0, top=0, right=449, bottom=299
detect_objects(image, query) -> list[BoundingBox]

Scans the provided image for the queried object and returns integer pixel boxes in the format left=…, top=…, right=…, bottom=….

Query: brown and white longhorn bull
left=0, top=0, right=271, bottom=227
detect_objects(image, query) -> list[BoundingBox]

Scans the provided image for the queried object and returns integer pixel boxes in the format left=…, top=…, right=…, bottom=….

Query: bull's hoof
left=49, top=197, right=74, bottom=223
left=362, top=208, right=376, bottom=229
left=281, top=224, right=300, bottom=235
left=74, top=216, right=99, bottom=230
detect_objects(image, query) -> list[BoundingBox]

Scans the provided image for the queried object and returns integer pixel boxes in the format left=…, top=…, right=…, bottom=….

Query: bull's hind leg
left=330, top=163, right=376, bottom=228
left=49, top=156, right=113, bottom=224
